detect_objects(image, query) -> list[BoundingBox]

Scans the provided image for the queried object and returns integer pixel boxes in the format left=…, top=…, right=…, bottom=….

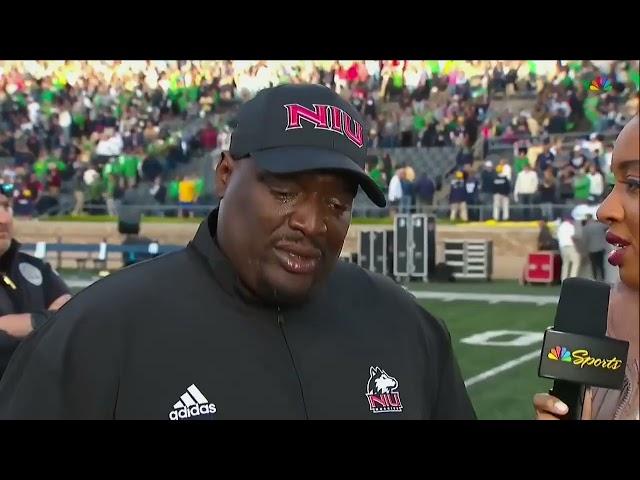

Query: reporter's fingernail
left=555, top=401, right=568, bottom=414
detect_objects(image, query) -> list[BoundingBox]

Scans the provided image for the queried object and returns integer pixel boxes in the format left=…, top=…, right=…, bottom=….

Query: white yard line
left=464, top=349, right=541, bottom=387
left=409, top=290, right=559, bottom=305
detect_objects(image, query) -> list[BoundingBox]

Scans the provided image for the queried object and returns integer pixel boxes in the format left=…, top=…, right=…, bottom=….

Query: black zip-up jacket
left=0, top=210, right=475, bottom=420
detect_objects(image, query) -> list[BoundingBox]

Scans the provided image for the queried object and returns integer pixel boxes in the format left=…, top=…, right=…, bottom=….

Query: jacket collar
left=189, top=209, right=327, bottom=311
left=189, top=208, right=281, bottom=308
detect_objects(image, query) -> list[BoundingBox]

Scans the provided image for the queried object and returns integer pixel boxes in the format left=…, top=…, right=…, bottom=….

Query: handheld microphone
left=538, top=278, right=629, bottom=420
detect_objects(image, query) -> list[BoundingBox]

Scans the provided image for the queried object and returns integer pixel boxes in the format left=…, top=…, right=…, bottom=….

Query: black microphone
left=538, top=278, right=629, bottom=420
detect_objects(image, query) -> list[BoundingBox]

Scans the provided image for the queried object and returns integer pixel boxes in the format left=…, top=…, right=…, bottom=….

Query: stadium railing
left=28, top=200, right=597, bottom=221
left=19, top=241, right=184, bottom=270
left=351, top=202, right=596, bottom=221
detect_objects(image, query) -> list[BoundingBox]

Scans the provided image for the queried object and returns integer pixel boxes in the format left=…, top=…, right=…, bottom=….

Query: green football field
left=417, top=298, right=555, bottom=419
left=66, top=272, right=558, bottom=420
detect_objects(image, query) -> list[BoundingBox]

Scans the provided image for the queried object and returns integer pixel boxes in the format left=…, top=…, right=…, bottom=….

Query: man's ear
left=215, top=151, right=236, bottom=199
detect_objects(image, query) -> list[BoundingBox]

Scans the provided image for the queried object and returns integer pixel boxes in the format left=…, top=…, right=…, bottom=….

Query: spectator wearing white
left=497, top=158, right=512, bottom=182
left=387, top=166, right=404, bottom=216
left=59, top=106, right=72, bottom=145
left=27, top=98, right=40, bottom=125
left=514, top=163, right=539, bottom=221
left=526, top=114, right=541, bottom=137
left=602, top=145, right=614, bottom=174
left=550, top=137, right=562, bottom=157
left=583, top=132, right=603, bottom=157
left=95, top=129, right=123, bottom=158
left=217, top=126, right=232, bottom=151
left=557, top=215, right=581, bottom=281
left=587, top=164, right=604, bottom=203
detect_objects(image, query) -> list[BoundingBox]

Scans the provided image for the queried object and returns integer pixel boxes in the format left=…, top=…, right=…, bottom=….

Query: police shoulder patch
left=18, top=262, right=43, bottom=286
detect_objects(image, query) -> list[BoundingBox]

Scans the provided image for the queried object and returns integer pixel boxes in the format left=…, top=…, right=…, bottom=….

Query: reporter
left=534, top=115, right=639, bottom=420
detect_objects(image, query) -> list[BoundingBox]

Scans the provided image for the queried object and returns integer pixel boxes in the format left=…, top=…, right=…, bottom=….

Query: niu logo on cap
left=284, top=103, right=364, bottom=148
left=365, top=366, right=403, bottom=413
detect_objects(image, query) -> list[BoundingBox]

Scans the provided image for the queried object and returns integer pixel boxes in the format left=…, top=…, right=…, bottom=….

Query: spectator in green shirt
left=366, top=156, right=386, bottom=191
left=167, top=178, right=180, bottom=203
left=105, top=173, right=120, bottom=216
left=118, top=147, right=141, bottom=189
left=103, top=158, right=123, bottom=187
left=194, top=177, right=205, bottom=198
left=513, top=147, right=531, bottom=176
left=573, top=169, right=591, bottom=202
left=33, top=152, right=49, bottom=181
left=46, top=149, right=67, bottom=174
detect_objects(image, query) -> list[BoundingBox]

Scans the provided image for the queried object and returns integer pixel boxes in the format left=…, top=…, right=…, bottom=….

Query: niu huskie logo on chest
left=365, top=366, right=403, bottom=413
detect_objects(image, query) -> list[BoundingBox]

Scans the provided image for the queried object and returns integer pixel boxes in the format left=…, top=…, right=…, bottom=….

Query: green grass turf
left=409, top=279, right=560, bottom=296
left=420, top=299, right=555, bottom=419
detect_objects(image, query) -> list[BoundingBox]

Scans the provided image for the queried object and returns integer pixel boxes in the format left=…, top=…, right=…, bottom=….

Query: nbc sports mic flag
left=538, top=329, right=629, bottom=390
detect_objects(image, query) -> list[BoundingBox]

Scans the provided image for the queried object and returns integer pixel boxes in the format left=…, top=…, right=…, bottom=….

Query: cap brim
left=250, top=146, right=387, bottom=208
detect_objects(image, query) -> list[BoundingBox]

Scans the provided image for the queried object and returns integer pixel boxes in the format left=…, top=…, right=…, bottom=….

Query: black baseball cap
left=229, top=84, right=386, bottom=207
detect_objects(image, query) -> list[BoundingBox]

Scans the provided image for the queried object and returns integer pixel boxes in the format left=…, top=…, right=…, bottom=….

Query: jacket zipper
left=277, top=307, right=309, bottom=419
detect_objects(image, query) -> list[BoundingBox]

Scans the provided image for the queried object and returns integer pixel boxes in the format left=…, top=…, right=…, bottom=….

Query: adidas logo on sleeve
left=169, top=384, right=217, bottom=420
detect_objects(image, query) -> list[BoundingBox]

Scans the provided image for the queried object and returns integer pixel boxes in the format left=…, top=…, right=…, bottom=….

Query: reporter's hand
left=533, top=393, right=568, bottom=420
left=534, top=390, right=593, bottom=420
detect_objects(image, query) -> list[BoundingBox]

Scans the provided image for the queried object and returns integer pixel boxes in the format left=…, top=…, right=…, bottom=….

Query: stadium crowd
left=0, top=60, right=637, bottom=219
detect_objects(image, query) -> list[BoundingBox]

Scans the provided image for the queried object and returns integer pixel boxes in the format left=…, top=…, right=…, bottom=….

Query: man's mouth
left=273, top=243, right=322, bottom=275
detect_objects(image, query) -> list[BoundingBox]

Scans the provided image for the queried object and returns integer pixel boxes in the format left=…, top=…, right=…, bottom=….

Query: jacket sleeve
left=0, top=296, right=121, bottom=419
left=41, top=262, right=71, bottom=307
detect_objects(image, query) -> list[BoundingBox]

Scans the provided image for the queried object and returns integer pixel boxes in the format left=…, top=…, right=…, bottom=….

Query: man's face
left=216, top=154, right=356, bottom=306
left=0, top=194, right=14, bottom=256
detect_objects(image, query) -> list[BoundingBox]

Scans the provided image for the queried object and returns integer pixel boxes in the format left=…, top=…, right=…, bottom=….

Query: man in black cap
left=0, top=84, right=474, bottom=420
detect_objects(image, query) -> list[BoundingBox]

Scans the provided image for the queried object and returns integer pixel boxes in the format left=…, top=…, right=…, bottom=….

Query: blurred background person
left=557, top=214, right=581, bottom=281
left=581, top=214, right=609, bottom=281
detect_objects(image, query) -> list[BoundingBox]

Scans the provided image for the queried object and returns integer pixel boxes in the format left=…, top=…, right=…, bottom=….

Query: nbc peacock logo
left=548, top=346, right=572, bottom=362
left=587, top=76, right=612, bottom=93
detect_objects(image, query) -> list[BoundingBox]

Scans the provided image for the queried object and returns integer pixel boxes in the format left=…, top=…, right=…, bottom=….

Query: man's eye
left=328, top=199, right=348, bottom=213
left=271, top=189, right=297, bottom=202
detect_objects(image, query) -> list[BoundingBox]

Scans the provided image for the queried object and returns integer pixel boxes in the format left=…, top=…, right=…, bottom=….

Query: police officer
left=0, top=192, right=71, bottom=379
left=0, top=85, right=475, bottom=420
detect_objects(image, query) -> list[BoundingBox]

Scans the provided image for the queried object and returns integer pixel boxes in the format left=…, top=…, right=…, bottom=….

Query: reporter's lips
left=606, top=231, right=631, bottom=267
left=273, top=243, right=322, bottom=275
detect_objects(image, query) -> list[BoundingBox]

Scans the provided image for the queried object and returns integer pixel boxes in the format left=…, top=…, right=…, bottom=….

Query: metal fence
left=39, top=201, right=597, bottom=224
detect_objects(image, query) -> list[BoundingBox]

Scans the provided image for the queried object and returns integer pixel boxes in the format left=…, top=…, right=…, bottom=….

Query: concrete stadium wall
left=15, top=219, right=538, bottom=280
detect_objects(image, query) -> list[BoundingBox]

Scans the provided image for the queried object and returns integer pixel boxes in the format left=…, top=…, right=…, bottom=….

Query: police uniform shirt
left=0, top=240, right=70, bottom=377
left=0, top=210, right=475, bottom=420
